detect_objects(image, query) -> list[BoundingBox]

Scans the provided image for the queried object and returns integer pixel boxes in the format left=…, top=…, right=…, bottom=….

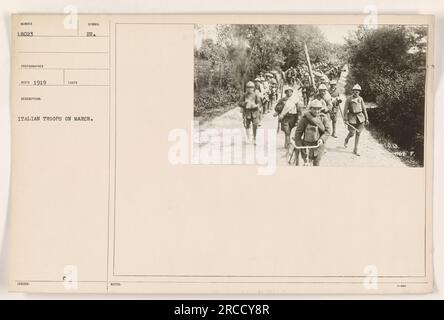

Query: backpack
left=244, top=93, right=258, bottom=110
left=274, top=98, right=286, bottom=114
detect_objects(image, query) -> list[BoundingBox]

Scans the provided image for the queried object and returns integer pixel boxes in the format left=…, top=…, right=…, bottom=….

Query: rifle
left=345, top=121, right=369, bottom=132
left=304, top=43, right=317, bottom=93
left=336, top=98, right=347, bottom=128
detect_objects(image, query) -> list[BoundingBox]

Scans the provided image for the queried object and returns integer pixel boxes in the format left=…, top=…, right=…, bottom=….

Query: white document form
left=9, top=14, right=434, bottom=294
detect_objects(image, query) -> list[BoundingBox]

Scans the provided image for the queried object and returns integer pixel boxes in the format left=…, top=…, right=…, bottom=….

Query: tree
left=194, top=24, right=338, bottom=118
left=344, top=25, right=427, bottom=163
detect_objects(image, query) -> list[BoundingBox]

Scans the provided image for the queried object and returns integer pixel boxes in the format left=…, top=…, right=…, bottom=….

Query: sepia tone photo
left=8, top=14, right=434, bottom=295
left=194, top=24, right=428, bottom=167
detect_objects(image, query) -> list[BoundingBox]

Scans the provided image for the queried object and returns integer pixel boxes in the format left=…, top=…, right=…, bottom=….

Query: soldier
left=320, top=74, right=330, bottom=86
left=269, top=77, right=278, bottom=108
left=264, top=73, right=274, bottom=112
left=343, top=84, right=369, bottom=156
left=254, top=76, right=264, bottom=92
left=329, top=80, right=342, bottom=138
left=272, top=70, right=283, bottom=96
left=294, top=99, right=331, bottom=166
left=329, top=79, right=338, bottom=94
left=271, top=69, right=284, bottom=99
left=274, top=86, right=303, bottom=148
left=316, top=83, right=333, bottom=118
left=286, top=67, right=295, bottom=86
left=259, top=71, right=265, bottom=80
left=258, top=76, right=269, bottom=114
left=254, top=77, right=264, bottom=124
left=239, top=81, right=261, bottom=144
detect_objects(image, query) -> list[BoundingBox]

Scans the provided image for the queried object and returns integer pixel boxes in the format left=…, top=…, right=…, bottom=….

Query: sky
left=194, top=24, right=359, bottom=48
left=318, top=25, right=359, bottom=44
left=194, top=25, right=217, bottom=49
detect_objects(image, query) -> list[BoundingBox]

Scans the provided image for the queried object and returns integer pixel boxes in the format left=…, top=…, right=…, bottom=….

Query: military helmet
left=352, top=84, right=362, bottom=91
left=309, top=99, right=323, bottom=110
left=318, top=83, right=328, bottom=90
left=246, top=81, right=255, bottom=88
left=284, top=86, right=294, bottom=94
left=259, top=76, right=265, bottom=81
left=254, top=77, right=261, bottom=82
left=270, top=78, right=277, bottom=84
left=330, top=80, right=337, bottom=85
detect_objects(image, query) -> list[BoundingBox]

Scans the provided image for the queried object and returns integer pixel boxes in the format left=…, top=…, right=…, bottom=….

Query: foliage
left=194, top=86, right=240, bottom=117
left=344, top=25, right=427, bottom=164
left=194, top=24, right=337, bottom=116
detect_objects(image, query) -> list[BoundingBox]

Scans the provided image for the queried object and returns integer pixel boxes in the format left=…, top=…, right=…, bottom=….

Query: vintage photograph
left=7, top=13, right=435, bottom=296
left=193, top=24, right=428, bottom=167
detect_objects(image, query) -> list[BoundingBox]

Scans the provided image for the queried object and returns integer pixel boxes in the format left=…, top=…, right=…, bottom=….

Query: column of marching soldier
left=238, top=66, right=369, bottom=166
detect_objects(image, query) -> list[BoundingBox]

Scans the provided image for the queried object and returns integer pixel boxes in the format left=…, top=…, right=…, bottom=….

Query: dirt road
left=196, top=70, right=405, bottom=167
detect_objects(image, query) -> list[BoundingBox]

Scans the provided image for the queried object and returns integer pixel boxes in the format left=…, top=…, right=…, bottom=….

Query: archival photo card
left=8, top=14, right=434, bottom=294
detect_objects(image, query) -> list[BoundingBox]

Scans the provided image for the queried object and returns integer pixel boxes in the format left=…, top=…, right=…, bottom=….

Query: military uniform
left=276, top=95, right=303, bottom=148
left=269, top=78, right=278, bottom=107
left=329, top=86, right=341, bottom=137
left=254, top=80, right=264, bottom=123
left=262, top=78, right=271, bottom=113
left=294, top=111, right=331, bottom=166
left=343, top=95, right=368, bottom=130
left=343, top=91, right=369, bottom=155
left=286, top=68, right=296, bottom=86
left=239, top=91, right=261, bottom=137
left=319, top=91, right=333, bottom=115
